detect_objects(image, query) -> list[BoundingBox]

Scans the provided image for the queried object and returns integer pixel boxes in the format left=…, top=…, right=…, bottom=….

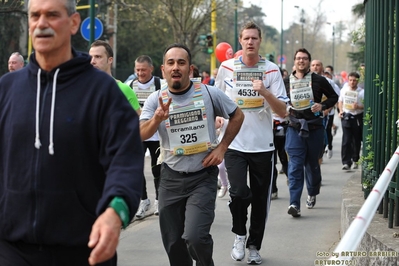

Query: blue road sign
left=278, top=55, right=286, bottom=64
left=80, top=17, right=103, bottom=41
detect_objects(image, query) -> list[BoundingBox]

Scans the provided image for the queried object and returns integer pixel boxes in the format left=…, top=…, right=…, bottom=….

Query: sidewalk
left=117, top=117, right=352, bottom=265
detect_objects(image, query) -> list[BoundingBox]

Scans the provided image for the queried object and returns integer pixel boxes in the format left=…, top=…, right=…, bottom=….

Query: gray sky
left=243, top=0, right=362, bottom=34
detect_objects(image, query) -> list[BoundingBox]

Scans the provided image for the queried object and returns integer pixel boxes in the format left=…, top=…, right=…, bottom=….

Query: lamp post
left=286, top=39, right=299, bottom=71
left=234, top=0, right=238, bottom=52
left=332, top=25, right=335, bottom=68
left=210, top=0, right=216, bottom=73
left=294, top=6, right=305, bottom=47
left=286, top=40, right=290, bottom=70
left=89, top=0, right=95, bottom=44
left=327, top=22, right=335, bottom=68
left=280, top=0, right=284, bottom=68
left=351, top=42, right=356, bottom=70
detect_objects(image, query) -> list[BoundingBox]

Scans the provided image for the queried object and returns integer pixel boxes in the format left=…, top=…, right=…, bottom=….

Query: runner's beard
left=172, top=81, right=182, bottom=90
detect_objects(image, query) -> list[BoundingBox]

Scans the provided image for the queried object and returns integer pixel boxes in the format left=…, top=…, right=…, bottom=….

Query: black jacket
left=0, top=49, right=144, bottom=245
left=289, top=71, right=338, bottom=120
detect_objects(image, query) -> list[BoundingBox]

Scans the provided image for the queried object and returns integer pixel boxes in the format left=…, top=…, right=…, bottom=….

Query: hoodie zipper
left=32, top=71, right=52, bottom=243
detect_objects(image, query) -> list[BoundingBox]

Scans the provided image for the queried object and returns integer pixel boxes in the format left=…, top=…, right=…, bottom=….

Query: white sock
left=236, top=235, right=246, bottom=240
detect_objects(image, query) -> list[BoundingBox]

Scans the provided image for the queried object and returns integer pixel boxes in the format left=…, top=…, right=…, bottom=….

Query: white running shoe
left=135, top=199, right=150, bottom=219
left=327, top=149, right=333, bottom=159
left=231, top=235, right=246, bottom=261
left=288, top=205, right=301, bottom=217
left=153, top=199, right=159, bottom=216
left=247, top=245, right=262, bottom=265
left=271, top=191, right=278, bottom=200
left=306, top=195, right=316, bottom=209
left=218, top=186, right=228, bottom=198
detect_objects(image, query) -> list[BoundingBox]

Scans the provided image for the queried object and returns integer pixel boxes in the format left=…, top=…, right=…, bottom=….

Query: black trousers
left=0, top=239, right=117, bottom=266
left=326, top=114, right=335, bottom=150
left=272, top=135, right=288, bottom=193
left=224, top=149, right=273, bottom=250
left=341, top=114, right=363, bottom=166
left=141, top=140, right=161, bottom=200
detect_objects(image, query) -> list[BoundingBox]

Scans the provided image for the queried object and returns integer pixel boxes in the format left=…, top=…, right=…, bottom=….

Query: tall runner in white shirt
left=215, top=21, right=288, bottom=264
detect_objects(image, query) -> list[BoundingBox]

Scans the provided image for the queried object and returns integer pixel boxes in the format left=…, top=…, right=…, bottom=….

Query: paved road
left=117, top=117, right=356, bottom=265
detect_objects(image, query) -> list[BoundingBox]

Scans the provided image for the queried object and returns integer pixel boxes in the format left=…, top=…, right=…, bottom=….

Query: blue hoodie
left=0, top=49, right=144, bottom=246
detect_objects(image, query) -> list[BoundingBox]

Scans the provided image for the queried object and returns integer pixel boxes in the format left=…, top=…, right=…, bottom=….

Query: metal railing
left=362, top=0, right=399, bottom=228
left=332, top=147, right=399, bottom=261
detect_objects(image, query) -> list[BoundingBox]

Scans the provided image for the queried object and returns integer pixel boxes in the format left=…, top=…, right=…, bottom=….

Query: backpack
left=130, top=76, right=161, bottom=90
left=154, top=76, right=161, bottom=90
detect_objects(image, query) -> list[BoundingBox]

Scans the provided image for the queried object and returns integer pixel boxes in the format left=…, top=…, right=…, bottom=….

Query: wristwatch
left=109, top=197, right=130, bottom=229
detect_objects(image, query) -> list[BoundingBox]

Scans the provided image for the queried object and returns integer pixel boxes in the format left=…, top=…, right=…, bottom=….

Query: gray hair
left=10, top=52, right=24, bottom=63
left=28, top=0, right=76, bottom=16
left=135, top=55, right=154, bottom=67
left=65, top=0, right=76, bottom=15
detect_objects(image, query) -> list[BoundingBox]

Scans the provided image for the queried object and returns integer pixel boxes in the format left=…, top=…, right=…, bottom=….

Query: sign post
left=277, top=54, right=287, bottom=65
left=80, top=17, right=103, bottom=42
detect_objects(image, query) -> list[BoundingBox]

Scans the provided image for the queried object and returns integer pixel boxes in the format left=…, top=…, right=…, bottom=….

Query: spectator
left=209, top=67, right=218, bottom=85
left=201, top=70, right=211, bottom=84
left=190, top=64, right=200, bottom=78
left=8, top=52, right=24, bottom=72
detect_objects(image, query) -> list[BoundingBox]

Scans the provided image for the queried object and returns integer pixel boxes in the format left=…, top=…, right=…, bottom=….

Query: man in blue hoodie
left=0, top=0, right=144, bottom=265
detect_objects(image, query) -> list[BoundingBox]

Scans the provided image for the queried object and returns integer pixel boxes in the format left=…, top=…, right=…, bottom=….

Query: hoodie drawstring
left=48, top=69, right=59, bottom=155
left=34, top=68, right=59, bottom=155
left=34, top=69, right=42, bottom=150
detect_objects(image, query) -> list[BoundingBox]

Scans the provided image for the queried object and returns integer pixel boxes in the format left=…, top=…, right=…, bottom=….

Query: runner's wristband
left=109, top=197, right=130, bottom=229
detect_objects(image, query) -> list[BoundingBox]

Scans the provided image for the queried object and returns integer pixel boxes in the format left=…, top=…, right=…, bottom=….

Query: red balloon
left=234, top=50, right=243, bottom=58
left=341, top=71, right=348, bottom=82
left=215, top=42, right=233, bottom=63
